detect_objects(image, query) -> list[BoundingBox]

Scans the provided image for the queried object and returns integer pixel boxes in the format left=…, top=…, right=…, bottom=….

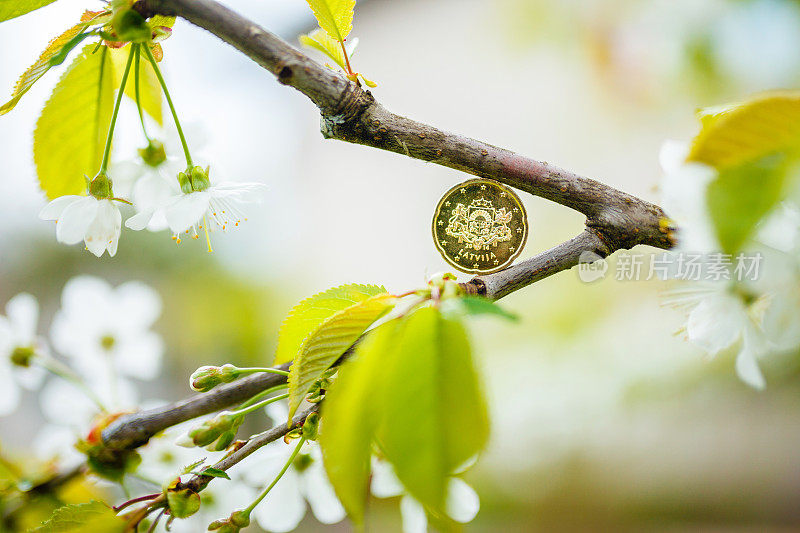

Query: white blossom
left=659, top=140, right=718, bottom=253
left=232, top=403, right=345, bottom=532
left=49, top=276, right=163, bottom=382
left=665, top=283, right=769, bottom=389
left=0, top=293, right=46, bottom=415
left=125, top=178, right=265, bottom=244
left=370, top=457, right=480, bottom=533
left=39, top=196, right=122, bottom=257
left=33, top=423, right=85, bottom=469
left=112, top=127, right=210, bottom=233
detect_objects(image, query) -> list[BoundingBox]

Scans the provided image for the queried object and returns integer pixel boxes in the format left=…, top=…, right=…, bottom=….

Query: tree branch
left=102, top=363, right=291, bottom=449
left=138, top=0, right=675, bottom=261
left=106, top=0, right=677, bottom=452
left=182, top=405, right=318, bottom=494
left=126, top=405, right=318, bottom=520
left=463, top=230, right=606, bottom=300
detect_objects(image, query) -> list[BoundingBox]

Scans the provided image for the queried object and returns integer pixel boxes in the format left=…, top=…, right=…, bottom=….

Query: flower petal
left=0, top=372, right=20, bottom=416
left=252, top=470, right=306, bottom=533
left=109, top=161, right=145, bottom=199
left=125, top=208, right=155, bottom=231
left=211, top=182, right=266, bottom=202
left=56, top=196, right=98, bottom=245
left=39, top=195, right=82, bottom=220
left=686, top=293, right=745, bottom=355
left=33, top=424, right=83, bottom=467
left=300, top=461, right=346, bottom=524
left=60, top=275, right=113, bottom=319
left=115, top=281, right=162, bottom=330
left=400, top=495, right=427, bottom=533
left=84, top=200, right=121, bottom=257
left=14, top=360, right=46, bottom=390
left=113, top=332, right=163, bottom=380
left=370, top=458, right=405, bottom=498
left=6, top=293, right=39, bottom=343
left=165, top=191, right=210, bottom=234
left=38, top=379, right=97, bottom=428
left=446, top=478, right=479, bottom=523
left=134, top=172, right=177, bottom=210
left=736, top=326, right=766, bottom=390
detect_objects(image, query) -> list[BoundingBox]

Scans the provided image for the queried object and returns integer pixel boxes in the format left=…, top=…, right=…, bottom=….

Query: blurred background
left=2, top=0, right=800, bottom=530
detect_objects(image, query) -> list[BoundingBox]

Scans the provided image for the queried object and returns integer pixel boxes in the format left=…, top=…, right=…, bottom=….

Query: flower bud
left=190, top=364, right=241, bottom=392
left=111, top=7, right=151, bottom=43
left=206, top=429, right=236, bottom=452
left=190, top=166, right=211, bottom=191
left=427, top=272, right=462, bottom=301
left=178, top=171, right=193, bottom=194
left=208, top=510, right=250, bottom=532
left=77, top=412, right=141, bottom=481
left=230, top=510, right=251, bottom=528
left=138, top=140, right=167, bottom=168
left=301, top=412, right=320, bottom=441
left=182, top=412, right=242, bottom=448
left=166, top=487, right=201, bottom=518
left=151, top=25, right=172, bottom=43
left=10, top=346, right=35, bottom=367
left=89, top=172, right=113, bottom=199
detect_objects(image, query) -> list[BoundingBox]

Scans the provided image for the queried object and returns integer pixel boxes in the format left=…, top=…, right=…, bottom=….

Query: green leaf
left=149, top=15, right=176, bottom=28
left=300, top=28, right=348, bottom=71
left=707, top=153, right=790, bottom=254
left=180, top=458, right=206, bottom=474
left=0, top=19, right=94, bottom=115
left=442, top=295, right=518, bottom=321
left=688, top=92, right=800, bottom=170
left=320, top=321, right=398, bottom=524
left=109, top=45, right=162, bottom=124
left=201, top=467, right=230, bottom=480
left=376, top=307, right=489, bottom=512
left=358, top=73, right=377, bottom=88
left=33, top=501, right=125, bottom=532
left=274, top=283, right=387, bottom=365
left=287, top=292, right=395, bottom=419
left=304, top=0, right=355, bottom=42
left=0, top=0, right=58, bottom=22
left=34, top=44, right=115, bottom=199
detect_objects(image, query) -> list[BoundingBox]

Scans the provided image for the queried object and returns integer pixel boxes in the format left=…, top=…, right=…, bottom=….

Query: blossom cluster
left=659, top=141, right=800, bottom=389
left=39, top=131, right=265, bottom=257
left=0, top=277, right=479, bottom=532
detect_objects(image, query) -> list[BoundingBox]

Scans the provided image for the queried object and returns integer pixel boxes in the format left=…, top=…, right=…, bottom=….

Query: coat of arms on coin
left=432, top=178, right=528, bottom=274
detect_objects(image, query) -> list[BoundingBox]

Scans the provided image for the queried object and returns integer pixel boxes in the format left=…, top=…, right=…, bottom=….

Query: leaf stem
left=133, top=44, right=151, bottom=143
left=37, top=355, right=108, bottom=413
left=339, top=39, right=354, bottom=76
left=238, top=367, right=290, bottom=377
left=227, top=392, right=288, bottom=418
left=113, top=492, right=161, bottom=513
left=243, top=436, right=306, bottom=514
left=99, top=44, right=135, bottom=173
left=238, top=384, right=289, bottom=410
left=142, top=44, right=193, bottom=167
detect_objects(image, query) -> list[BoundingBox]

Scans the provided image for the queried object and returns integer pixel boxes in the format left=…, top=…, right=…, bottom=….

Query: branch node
left=277, top=65, right=293, bottom=84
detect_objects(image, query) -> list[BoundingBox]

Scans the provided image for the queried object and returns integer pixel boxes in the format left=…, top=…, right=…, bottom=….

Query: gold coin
left=432, top=178, right=528, bottom=274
